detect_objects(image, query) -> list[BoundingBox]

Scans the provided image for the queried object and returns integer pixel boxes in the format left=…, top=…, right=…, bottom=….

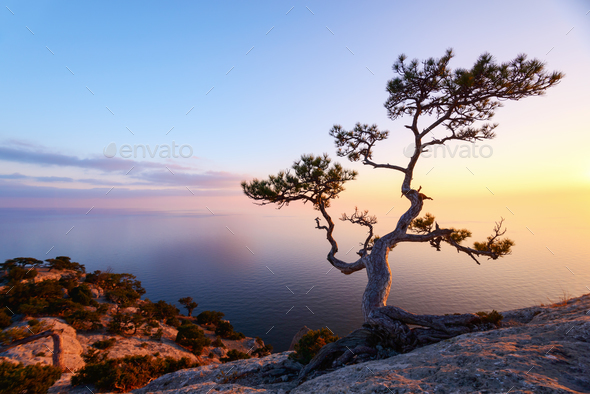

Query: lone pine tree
left=242, top=49, right=562, bottom=375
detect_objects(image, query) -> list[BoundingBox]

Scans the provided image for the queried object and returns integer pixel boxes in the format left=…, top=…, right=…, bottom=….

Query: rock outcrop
left=134, top=294, right=590, bottom=394
left=0, top=318, right=84, bottom=371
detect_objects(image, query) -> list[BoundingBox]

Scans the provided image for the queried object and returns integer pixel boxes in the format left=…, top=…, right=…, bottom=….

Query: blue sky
left=1, top=1, right=589, bottom=210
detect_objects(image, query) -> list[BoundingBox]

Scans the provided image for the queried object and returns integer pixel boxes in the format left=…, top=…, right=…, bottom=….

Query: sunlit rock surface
left=135, top=294, right=590, bottom=394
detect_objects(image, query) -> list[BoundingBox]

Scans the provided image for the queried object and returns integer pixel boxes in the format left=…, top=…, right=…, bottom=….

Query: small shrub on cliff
left=166, top=316, right=181, bottom=328
left=211, top=336, right=225, bottom=348
left=0, top=361, right=62, bottom=394
left=476, top=310, right=503, bottom=325
left=27, top=318, right=40, bottom=327
left=66, top=310, right=103, bottom=331
left=0, top=311, right=12, bottom=329
left=290, top=328, right=339, bottom=365
left=5, top=266, right=38, bottom=282
left=82, top=348, right=108, bottom=365
left=252, top=344, right=273, bottom=357
left=92, top=338, right=117, bottom=350
left=196, top=310, right=224, bottom=326
left=107, top=312, right=144, bottom=335
left=220, top=349, right=251, bottom=363
left=69, top=284, right=93, bottom=306
left=72, top=355, right=197, bottom=392
left=175, top=323, right=211, bottom=355
left=151, top=328, right=164, bottom=341
left=45, top=256, right=85, bottom=273
left=215, top=321, right=245, bottom=340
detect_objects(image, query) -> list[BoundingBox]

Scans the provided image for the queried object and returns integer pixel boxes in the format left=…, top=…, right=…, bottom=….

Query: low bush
left=175, top=323, right=211, bottom=355
left=92, top=338, right=117, bottom=350
left=107, top=312, right=144, bottom=335
left=196, top=310, right=224, bottom=326
left=65, top=310, right=103, bottom=331
left=166, top=316, right=181, bottom=328
left=220, top=349, right=250, bottom=363
left=69, top=284, right=93, bottom=306
left=45, top=256, right=85, bottom=273
left=0, top=311, right=12, bottom=329
left=0, top=361, right=62, bottom=394
left=215, top=321, right=245, bottom=340
left=151, top=328, right=164, bottom=341
left=82, top=348, right=108, bottom=365
left=290, top=328, right=339, bottom=365
left=476, top=310, right=503, bottom=325
left=72, top=355, right=197, bottom=392
left=5, top=266, right=38, bottom=282
left=252, top=344, right=273, bottom=357
left=211, top=337, right=225, bottom=348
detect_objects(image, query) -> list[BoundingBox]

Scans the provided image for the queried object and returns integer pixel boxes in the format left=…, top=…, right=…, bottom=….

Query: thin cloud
left=0, top=146, right=191, bottom=173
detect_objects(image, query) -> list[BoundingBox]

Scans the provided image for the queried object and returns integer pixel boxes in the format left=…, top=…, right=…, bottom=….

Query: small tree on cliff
left=178, top=297, right=198, bottom=317
left=242, top=50, right=562, bottom=372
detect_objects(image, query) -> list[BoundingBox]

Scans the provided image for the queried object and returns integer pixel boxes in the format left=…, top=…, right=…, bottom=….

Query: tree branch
left=340, top=207, right=378, bottom=252
left=315, top=204, right=367, bottom=275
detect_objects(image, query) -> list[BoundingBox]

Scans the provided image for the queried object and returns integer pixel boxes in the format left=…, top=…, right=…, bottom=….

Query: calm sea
left=1, top=207, right=588, bottom=351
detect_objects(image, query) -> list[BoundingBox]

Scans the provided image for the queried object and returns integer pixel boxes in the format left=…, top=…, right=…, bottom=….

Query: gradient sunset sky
left=1, top=1, right=589, bottom=219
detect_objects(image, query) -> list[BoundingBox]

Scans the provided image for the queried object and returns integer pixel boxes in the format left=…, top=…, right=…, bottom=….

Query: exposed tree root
left=298, top=306, right=499, bottom=380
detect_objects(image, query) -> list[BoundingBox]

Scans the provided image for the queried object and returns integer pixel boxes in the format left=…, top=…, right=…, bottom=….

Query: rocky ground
left=3, top=267, right=589, bottom=393
left=0, top=267, right=268, bottom=393
left=134, top=294, right=590, bottom=394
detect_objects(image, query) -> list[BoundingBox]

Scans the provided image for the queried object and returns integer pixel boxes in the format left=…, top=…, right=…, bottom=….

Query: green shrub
left=85, top=271, right=145, bottom=306
left=252, top=344, right=273, bottom=357
left=45, top=256, right=85, bottom=273
left=290, top=328, right=339, bottom=365
left=65, top=310, right=103, bottom=331
left=220, top=349, right=251, bottom=363
left=0, top=361, right=62, bottom=394
left=69, top=284, right=93, bottom=306
left=71, top=355, right=196, bottom=392
left=151, top=328, right=164, bottom=341
left=82, top=348, right=108, bottom=365
left=166, top=316, right=181, bottom=328
left=92, top=338, right=117, bottom=350
left=107, top=312, right=144, bottom=335
left=146, top=319, right=159, bottom=328
left=211, top=337, right=225, bottom=348
left=175, top=323, right=211, bottom=355
left=196, top=310, right=224, bottom=326
left=215, top=321, right=245, bottom=340
left=0, top=311, right=12, bottom=329
left=6, top=266, right=37, bottom=282
left=96, top=303, right=110, bottom=315
left=476, top=310, right=503, bottom=325
left=28, top=319, right=40, bottom=327
left=58, top=276, right=79, bottom=291
left=1, top=257, right=43, bottom=270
